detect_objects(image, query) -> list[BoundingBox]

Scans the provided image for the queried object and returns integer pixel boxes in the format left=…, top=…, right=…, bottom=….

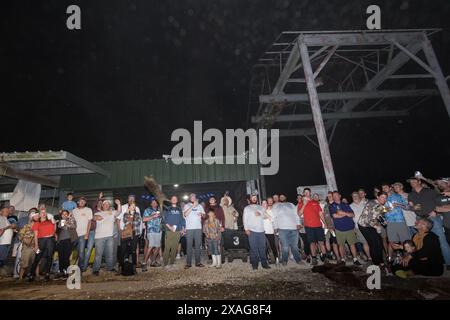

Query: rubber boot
left=216, top=255, right=222, bottom=269
left=210, top=255, right=217, bottom=268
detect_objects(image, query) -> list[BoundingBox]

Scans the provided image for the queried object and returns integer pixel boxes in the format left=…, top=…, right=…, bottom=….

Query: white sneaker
left=176, top=254, right=181, bottom=260
left=275, top=257, right=279, bottom=265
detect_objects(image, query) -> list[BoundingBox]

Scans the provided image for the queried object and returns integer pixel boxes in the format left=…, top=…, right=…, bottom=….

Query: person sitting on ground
left=408, top=175, right=450, bottom=269
left=203, top=208, right=222, bottom=268
left=392, top=217, right=444, bottom=278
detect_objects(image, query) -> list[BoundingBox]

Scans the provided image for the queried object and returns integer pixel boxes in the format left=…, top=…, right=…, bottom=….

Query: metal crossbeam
left=252, top=110, right=409, bottom=123
left=260, top=89, right=438, bottom=103
left=0, top=163, right=59, bottom=187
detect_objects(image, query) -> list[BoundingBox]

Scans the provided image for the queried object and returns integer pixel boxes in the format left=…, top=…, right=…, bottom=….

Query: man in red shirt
left=298, top=188, right=328, bottom=266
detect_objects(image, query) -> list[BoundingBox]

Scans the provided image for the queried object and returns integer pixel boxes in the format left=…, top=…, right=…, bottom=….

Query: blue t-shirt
left=385, top=193, right=406, bottom=223
left=163, top=205, right=184, bottom=231
left=62, top=200, right=77, bottom=212
left=143, top=207, right=162, bottom=233
left=329, top=202, right=355, bottom=232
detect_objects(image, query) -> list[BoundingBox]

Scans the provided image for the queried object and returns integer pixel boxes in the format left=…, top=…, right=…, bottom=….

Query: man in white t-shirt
left=244, top=194, right=270, bottom=270
left=272, top=194, right=302, bottom=265
left=183, top=193, right=205, bottom=268
left=0, top=207, right=16, bottom=267
left=92, top=199, right=121, bottom=275
left=72, top=197, right=94, bottom=271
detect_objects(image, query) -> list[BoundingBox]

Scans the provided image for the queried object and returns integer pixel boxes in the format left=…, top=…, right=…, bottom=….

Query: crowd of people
left=0, top=172, right=449, bottom=282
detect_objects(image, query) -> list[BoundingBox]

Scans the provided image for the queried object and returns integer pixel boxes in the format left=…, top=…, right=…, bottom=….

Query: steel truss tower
left=250, top=29, right=450, bottom=190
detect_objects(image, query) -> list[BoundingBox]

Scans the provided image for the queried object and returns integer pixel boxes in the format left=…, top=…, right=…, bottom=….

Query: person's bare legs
left=350, top=244, right=358, bottom=259
left=332, top=243, right=340, bottom=260
left=338, top=245, right=346, bottom=261
left=144, top=245, right=151, bottom=264
left=388, top=242, right=395, bottom=260
left=310, top=242, right=317, bottom=257
left=318, top=241, right=327, bottom=255
left=143, top=239, right=149, bottom=263
left=363, top=243, right=371, bottom=260
left=136, top=242, right=141, bottom=266
left=19, top=268, right=26, bottom=280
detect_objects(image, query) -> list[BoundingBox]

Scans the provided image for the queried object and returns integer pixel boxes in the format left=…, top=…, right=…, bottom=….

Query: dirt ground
left=1, top=259, right=450, bottom=300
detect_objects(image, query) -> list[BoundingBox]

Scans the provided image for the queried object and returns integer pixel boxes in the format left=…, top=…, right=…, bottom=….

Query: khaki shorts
left=20, top=246, right=35, bottom=269
left=335, top=230, right=357, bottom=246
left=355, top=228, right=367, bottom=244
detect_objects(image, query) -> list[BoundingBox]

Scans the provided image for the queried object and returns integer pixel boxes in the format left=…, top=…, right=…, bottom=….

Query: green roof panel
left=60, top=159, right=260, bottom=191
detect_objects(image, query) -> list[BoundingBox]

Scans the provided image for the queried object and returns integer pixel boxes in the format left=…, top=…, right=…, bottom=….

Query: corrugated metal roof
left=60, top=159, right=260, bottom=191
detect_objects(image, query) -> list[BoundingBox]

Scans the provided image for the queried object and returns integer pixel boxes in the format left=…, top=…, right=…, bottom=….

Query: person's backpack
left=121, top=260, right=134, bottom=276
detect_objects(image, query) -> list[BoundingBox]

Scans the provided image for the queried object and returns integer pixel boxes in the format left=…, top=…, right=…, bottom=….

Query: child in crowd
left=62, top=193, right=77, bottom=213
left=203, top=208, right=222, bottom=269
left=392, top=240, right=416, bottom=278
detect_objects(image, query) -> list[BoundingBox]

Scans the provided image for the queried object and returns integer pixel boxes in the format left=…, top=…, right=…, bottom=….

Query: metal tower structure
left=249, top=29, right=450, bottom=190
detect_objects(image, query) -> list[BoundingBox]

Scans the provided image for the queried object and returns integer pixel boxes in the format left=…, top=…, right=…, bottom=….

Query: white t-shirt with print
left=183, top=203, right=205, bottom=230
left=94, top=210, right=119, bottom=239
left=72, top=207, right=93, bottom=237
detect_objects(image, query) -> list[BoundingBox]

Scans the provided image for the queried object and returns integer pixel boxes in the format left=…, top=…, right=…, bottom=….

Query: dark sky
left=2, top=0, right=450, bottom=200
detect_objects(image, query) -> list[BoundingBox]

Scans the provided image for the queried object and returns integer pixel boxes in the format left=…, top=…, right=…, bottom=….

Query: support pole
left=421, top=36, right=450, bottom=118
left=298, top=38, right=338, bottom=191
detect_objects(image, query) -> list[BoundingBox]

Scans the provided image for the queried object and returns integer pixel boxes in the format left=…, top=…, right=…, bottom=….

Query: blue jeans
left=77, top=231, right=95, bottom=270
left=430, top=215, right=450, bottom=265
left=186, top=229, right=202, bottom=266
left=0, top=245, right=10, bottom=267
left=248, top=231, right=268, bottom=268
left=207, top=239, right=220, bottom=255
left=93, top=236, right=114, bottom=272
left=408, top=226, right=416, bottom=238
left=279, top=229, right=301, bottom=264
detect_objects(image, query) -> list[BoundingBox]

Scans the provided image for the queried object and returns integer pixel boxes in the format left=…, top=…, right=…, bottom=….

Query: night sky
left=2, top=0, right=450, bottom=200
